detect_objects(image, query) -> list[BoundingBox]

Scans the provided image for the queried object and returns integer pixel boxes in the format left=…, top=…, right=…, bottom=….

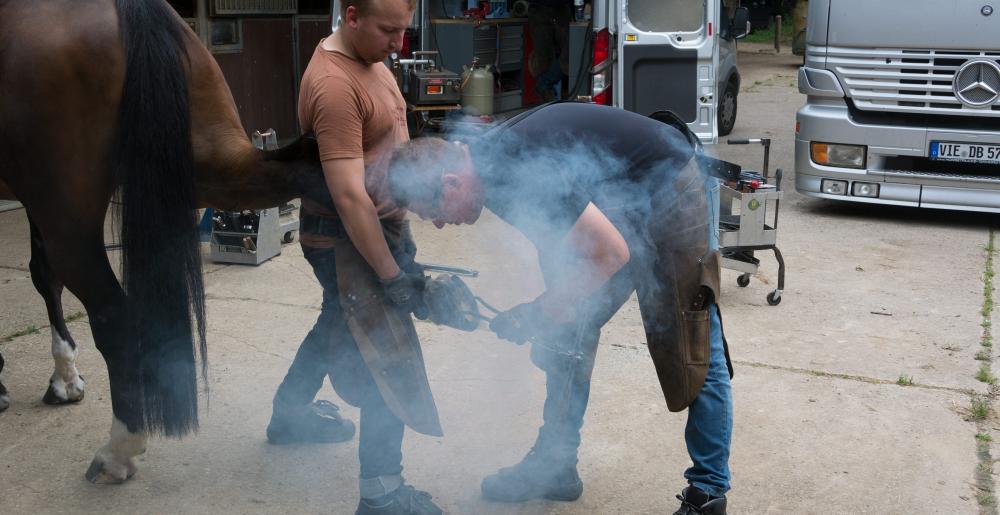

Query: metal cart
left=208, top=129, right=300, bottom=265
left=718, top=137, right=786, bottom=305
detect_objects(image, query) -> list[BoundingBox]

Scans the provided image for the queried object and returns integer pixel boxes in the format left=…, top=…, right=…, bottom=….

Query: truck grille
left=881, top=156, right=1000, bottom=183
left=822, top=46, right=1000, bottom=117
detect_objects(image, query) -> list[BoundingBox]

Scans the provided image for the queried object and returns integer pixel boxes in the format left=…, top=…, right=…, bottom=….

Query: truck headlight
left=811, top=142, right=867, bottom=169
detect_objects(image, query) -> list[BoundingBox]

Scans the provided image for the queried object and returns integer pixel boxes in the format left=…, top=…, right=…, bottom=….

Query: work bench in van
left=428, top=18, right=591, bottom=113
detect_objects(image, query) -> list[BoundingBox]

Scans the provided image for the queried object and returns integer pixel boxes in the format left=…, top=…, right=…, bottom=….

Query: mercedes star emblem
left=984, top=5, right=995, bottom=16
left=953, top=59, right=1000, bottom=107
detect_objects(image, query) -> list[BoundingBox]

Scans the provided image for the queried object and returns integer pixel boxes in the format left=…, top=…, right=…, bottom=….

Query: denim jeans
left=684, top=178, right=733, bottom=496
left=272, top=245, right=405, bottom=480
left=536, top=302, right=732, bottom=496
left=534, top=174, right=733, bottom=496
left=683, top=303, right=732, bottom=497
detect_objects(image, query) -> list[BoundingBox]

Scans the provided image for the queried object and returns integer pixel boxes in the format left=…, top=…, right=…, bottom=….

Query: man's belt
left=300, top=214, right=348, bottom=238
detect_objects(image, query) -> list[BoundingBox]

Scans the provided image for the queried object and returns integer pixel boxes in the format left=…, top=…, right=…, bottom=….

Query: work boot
left=480, top=448, right=583, bottom=502
left=266, top=399, right=356, bottom=444
left=673, top=486, right=727, bottom=515
left=355, top=484, right=443, bottom=515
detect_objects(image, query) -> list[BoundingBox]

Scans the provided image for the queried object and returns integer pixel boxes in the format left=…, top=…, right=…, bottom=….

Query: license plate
left=930, top=141, right=1000, bottom=164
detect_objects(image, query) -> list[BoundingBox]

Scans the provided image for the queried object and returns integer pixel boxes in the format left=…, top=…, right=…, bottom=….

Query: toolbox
left=406, top=51, right=462, bottom=106
left=208, top=129, right=300, bottom=265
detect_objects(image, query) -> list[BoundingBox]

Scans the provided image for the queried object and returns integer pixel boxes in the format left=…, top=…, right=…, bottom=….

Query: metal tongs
left=416, top=262, right=586, bottom=360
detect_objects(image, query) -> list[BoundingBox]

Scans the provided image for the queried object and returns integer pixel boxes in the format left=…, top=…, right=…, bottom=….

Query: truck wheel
left=718, top=82, right=738, bottom=137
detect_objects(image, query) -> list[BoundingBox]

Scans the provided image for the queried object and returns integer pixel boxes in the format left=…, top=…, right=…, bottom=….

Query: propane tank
left=461, top=59, right=494, bottom=116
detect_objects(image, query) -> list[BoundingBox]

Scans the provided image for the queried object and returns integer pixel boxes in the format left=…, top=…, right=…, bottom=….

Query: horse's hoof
left=0, top=392, right=9, bottom=412
left=85, top=453, right=137, bottom=484
left=42, top=375, right=85, bottom=405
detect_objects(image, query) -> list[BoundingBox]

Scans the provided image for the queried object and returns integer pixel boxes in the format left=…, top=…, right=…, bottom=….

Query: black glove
left=423, top=274, right=480, bottom=331
left=400, top=220, right=418, bottom=261
left=381, top=271, right=429, bottom=319
left=389, top=220, right=420, bottom=273
left=489, top=300, right=544, bottom=344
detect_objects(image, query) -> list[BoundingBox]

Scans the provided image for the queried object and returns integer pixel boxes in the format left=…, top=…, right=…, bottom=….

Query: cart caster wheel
left=283, top=231, right=295, bottom=244
left=766, top=291, right=782, bottom=305
left=737, top=274, right=751, bottom=287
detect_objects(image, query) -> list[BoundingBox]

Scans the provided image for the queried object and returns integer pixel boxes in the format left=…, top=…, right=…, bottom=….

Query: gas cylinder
left=461, top=59, right=494, bottom=116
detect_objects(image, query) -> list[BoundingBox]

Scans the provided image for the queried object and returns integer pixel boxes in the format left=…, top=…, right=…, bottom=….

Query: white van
left=382, top=0, right=746, bottom=141
left=587, top=0, right=749, bottom=143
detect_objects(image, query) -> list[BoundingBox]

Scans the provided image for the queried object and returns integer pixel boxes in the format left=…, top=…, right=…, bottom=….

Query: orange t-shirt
left=297, top=39, right=409, bottom=246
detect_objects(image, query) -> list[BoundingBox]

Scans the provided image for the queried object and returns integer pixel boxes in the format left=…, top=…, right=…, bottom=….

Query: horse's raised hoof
left=42, top=375, right=85, bottom=405
left=85, top=452, right=138, bottom=484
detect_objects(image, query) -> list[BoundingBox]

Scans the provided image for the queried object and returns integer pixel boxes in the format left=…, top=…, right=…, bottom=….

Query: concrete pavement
left=1, top=46, right=998, bottom=514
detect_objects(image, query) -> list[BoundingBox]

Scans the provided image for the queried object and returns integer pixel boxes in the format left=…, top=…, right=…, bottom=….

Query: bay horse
left=0, top=0, right=327, bottom=482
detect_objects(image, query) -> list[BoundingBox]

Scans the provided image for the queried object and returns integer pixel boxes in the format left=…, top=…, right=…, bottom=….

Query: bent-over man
left=387, top=102, right=734, bottom=515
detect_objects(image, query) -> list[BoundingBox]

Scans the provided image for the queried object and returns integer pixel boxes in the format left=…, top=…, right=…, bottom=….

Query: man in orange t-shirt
left=267, top=1, right=443, bottom=514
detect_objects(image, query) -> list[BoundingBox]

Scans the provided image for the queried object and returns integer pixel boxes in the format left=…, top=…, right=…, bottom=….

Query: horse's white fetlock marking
left=86, top=418, right=147, bottom=483
left=49, top=329, right=84, bottom=402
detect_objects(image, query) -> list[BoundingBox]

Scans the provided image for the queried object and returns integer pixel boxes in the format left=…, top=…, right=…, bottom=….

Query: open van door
left=615, top=0, right=720, bottom=142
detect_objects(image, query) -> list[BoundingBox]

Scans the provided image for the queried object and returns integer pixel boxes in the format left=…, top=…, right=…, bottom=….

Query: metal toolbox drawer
left=499, top=24, right=523, bottom=40
left=472, top=25, right=497, bottom=41
left=500, top=26, right=522, bottom=51
left=473, top=49, right=497, bottom=66
left=494, top=89, right=522, bottom=112
left=498, top=48, right=522, bottom=70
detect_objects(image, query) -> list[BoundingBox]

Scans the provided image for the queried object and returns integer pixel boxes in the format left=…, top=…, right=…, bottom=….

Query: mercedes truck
left=795, top=0, right=1000, bottom=212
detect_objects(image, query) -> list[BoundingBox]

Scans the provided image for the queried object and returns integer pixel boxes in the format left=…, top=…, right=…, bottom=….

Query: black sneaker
left=266, top=399, right=356, bottom=444
left=674, top=486, right=727, bottom=515
left=480, top=448, right=583, bottom=502
left=355, top=484, right=443, bottom=515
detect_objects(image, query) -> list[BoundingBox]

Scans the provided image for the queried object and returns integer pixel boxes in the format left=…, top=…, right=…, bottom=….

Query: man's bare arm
left=536, top=202, right=631, bottom=321
left=322, top=157, right=401, bottom=280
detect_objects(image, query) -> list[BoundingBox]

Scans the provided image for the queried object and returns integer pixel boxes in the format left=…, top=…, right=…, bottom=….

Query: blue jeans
left=532, top=174, right=732, bottom=496
left=273, top=244, right=404, bottom=480
left=685, top=176, right=732, bottom=496
left=684, top=303, right=732, bottom=497
left=534, top=302, right=732, bottom=496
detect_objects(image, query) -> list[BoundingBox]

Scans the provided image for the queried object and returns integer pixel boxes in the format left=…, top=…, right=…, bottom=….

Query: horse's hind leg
left=0, top=352, right=9, bottom=411
left=28, top=218, right=86, bottom=405
left=38, top=226, right=147, bottom=483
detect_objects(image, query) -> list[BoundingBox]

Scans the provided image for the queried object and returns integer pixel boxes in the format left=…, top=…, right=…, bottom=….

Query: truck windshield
left=627, top=0, right=705, bottom=33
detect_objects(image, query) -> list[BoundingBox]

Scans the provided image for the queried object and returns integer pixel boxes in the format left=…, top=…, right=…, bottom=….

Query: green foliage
left=1, top=324, right=40, bottom=342
left=743, top=14, right=795, bottom=45
left=971, top=396, right=991, bottom=420
left=976, top=365, right=997, bottom=385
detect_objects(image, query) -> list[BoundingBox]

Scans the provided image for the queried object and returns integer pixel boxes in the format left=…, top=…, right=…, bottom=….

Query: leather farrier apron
left=640, top=156, right=732, bottom=412
left=332, top=221, right=442, bottom=436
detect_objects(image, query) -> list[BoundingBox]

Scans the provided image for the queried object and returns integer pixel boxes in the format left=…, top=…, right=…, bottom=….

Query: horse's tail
left=113, top=0, right=206, bottom=437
